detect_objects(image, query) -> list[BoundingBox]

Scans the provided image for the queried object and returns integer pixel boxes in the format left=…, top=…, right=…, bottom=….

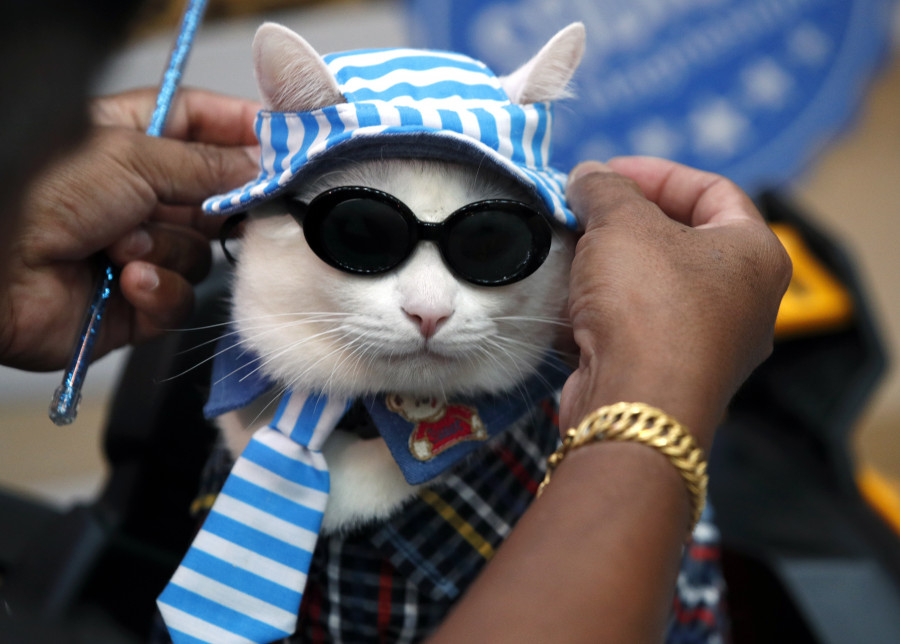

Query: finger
left=167, top=88, right=261, bottom=145
left=25, top=128, right=254, bottom=261
left=91, top=87, right=261, bottom=146
left=118, top=261, right=195, bottom=335
left=565, top=161, right=651, bottom=232
left=140, top=203, right=227, bottom=241
left=90, top=89, right=156, bottom=130
left=106, top=222, right=212, bottom=284
left=126, top=132, right=258, bottom=207
left=606, top=156, right=763, bottom=229
left=567, top=159, right=614, bottom=184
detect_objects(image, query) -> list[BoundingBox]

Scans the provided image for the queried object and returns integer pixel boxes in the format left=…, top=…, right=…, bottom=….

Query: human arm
left=427, top=157, right=791, bottom=642
left=0, top=88, right=260, bottom=371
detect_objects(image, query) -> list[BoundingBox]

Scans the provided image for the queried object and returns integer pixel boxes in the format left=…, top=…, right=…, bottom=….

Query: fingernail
left=125, top=227, right=153, bottom=257
left=568, top=161, right=613, bottom=184
left=137, top=264, right=159, bottom=291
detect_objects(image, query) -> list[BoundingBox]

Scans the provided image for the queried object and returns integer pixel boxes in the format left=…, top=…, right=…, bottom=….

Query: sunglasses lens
left=312, top=196, right=411, bottom=273
left=445, top=207, right=549, bottom=285
left=301, top=188, right=551, bottom=285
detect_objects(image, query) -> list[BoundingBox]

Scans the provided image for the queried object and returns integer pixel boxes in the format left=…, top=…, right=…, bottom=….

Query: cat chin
left=263, top=353, right=543, bottom=399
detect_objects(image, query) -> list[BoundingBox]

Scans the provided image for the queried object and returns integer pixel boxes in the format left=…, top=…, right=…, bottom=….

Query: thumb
left=565, top=161, right=647, bottom=232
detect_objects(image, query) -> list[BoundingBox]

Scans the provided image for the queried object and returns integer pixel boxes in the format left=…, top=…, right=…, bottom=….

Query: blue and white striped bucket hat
left=203, top=46, right=577, bottom=228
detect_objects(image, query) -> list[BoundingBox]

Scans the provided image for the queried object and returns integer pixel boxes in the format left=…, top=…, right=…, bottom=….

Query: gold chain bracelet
left=538, top=402, right=708, bottom=534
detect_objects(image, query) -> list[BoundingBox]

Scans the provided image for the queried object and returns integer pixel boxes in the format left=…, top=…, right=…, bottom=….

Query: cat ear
left=499, top=22, right=586, bottom=104
left=253, top=22, right=345, bottom=111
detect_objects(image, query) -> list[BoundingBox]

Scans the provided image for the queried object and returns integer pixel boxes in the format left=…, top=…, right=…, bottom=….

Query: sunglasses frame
left=283, top=186, right=554, bottom=287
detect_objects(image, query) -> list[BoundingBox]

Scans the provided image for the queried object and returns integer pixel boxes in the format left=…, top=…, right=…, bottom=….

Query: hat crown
left=323, top=47, right=510, bottom=108
left=203, top=22, right=586, bottom=229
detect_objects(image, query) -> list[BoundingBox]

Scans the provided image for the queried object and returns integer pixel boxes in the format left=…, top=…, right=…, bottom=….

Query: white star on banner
left=742, top=58, right=793, bottom=109
left=788, top=23, right=832, bottom=66
left=689, top=99, right=750, bottom=158
left=629, top=119, right=682, bottom=157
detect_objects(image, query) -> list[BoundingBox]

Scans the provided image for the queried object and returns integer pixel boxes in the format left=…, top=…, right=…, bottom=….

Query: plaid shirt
left=157, top=398, right=726, bottom=643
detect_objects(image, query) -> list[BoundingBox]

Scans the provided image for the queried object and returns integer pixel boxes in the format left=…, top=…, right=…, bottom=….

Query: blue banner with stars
left=406, top=0, right=895, bottom=195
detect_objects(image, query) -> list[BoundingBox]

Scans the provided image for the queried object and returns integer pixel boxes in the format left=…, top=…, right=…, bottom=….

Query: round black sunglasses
left=277, top=186, right=554, bottom=286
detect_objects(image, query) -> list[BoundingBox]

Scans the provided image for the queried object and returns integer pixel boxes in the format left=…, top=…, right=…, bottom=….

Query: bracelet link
left=538, top=403, right=709, bottom=536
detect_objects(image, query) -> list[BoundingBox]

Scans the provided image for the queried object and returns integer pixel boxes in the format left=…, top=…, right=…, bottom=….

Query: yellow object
left=419, top=488, right=496, bottom=560
left=189, top=493, right=218, bottom=517
left=771, top=223, right=854, bottom=339
left=857, top=466, right=900, bottom=536
left=539, top=402, right=707, bottom=535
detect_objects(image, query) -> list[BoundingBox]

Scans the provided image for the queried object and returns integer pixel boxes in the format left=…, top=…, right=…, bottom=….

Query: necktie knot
left=271, top=390, right=350, bottom=451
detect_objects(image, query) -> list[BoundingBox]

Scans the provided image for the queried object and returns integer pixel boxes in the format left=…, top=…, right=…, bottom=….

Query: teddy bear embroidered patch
left=385, top=394, right=488, bottom=461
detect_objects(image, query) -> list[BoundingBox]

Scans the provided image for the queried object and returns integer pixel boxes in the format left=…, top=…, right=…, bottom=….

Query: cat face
left=232, top=159, right=574, bottom=398
left=225, top=22, right=585, bottom=399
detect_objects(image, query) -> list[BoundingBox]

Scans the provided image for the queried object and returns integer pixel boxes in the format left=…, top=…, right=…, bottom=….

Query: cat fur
left=218, top=22, right=584, bottom=535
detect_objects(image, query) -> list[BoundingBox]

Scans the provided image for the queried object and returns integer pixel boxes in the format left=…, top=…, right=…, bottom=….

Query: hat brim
left=203, top=129, right=576, bottom=229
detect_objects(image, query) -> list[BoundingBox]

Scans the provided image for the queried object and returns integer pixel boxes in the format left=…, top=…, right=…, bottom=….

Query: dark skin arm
left=0, top=88, right=260, bottom=371
left=428, top=157, right=791, bottom=643
left=3, top=86, right=788, bottom=638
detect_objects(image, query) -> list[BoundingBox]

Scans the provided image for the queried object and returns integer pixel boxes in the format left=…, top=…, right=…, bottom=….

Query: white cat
left=216, top=22, right=584, bottom=534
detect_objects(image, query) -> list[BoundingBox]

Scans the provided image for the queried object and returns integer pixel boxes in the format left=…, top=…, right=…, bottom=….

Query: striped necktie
left=157, top=390, right=350, bottom=643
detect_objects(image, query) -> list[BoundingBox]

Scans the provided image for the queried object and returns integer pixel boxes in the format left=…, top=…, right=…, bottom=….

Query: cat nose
left=404, top=308, right=450, bottom=339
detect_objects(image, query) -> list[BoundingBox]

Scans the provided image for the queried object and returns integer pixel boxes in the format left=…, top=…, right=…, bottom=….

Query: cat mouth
left=382, top=343, right=457, bottom=363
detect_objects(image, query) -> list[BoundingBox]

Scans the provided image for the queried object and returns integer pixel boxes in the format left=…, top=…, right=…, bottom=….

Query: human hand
left=0, top=88, right=260, bottom=371
left=559, top=157, right=792, bottom=448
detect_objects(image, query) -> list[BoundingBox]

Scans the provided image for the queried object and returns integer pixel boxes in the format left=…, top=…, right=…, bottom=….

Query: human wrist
left=541, top=403, right=708, bottom=534
left=548, top=437, right=691, bottom=531
left=534, top=437, right=693, bottom=639
left=561, top=340, right=727, bottom=452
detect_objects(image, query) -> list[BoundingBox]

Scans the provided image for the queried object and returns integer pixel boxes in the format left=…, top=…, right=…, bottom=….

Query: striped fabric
left=155, top=395, right=727, bottom=643
left=152, top=395, right=727, bottom=644
left=202, top=47, right=577, bottom=228
left=158, top=391, right=351, bottom=644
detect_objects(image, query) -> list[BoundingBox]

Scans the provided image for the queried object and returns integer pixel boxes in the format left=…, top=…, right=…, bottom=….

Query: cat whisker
left=487, top=338, right=573, bottom=396
left=339, top=332, right=396, bottom=394
left=473, top=336, right=554, bottom=406
left=164, top=317, right=343, bottom=384
left=164, top=327, right=246, bottom=362
left=489, top=343, right=532, bottom=393
left=230, top=317, right=354, bottom=351
left=492, top=315, right=573, bottom=328
left=169, top=312, right=353, bottom=358
left=342, top=336, right=382, bottom=392
left=284, top=338, right=355, bottom=395
left=321, top=336, right=364, bottom=395
left=238, top=326, right=353, bottom=386
left=333, top=343, right=365, bottom=392
left=165, top=319, right=234, bottom=333
left=490, top=334, right=577, bottom=363
left=243, top=389, right=286, bottom=430
left=212, top=349, right=274, bottom=388
left=269, top=325, right=363, bottom=393
left=158, top=329, right=272, bottom=384
left=171, top=311, right=349, bottom=335
left=202, top=324, right=349, bottom=393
